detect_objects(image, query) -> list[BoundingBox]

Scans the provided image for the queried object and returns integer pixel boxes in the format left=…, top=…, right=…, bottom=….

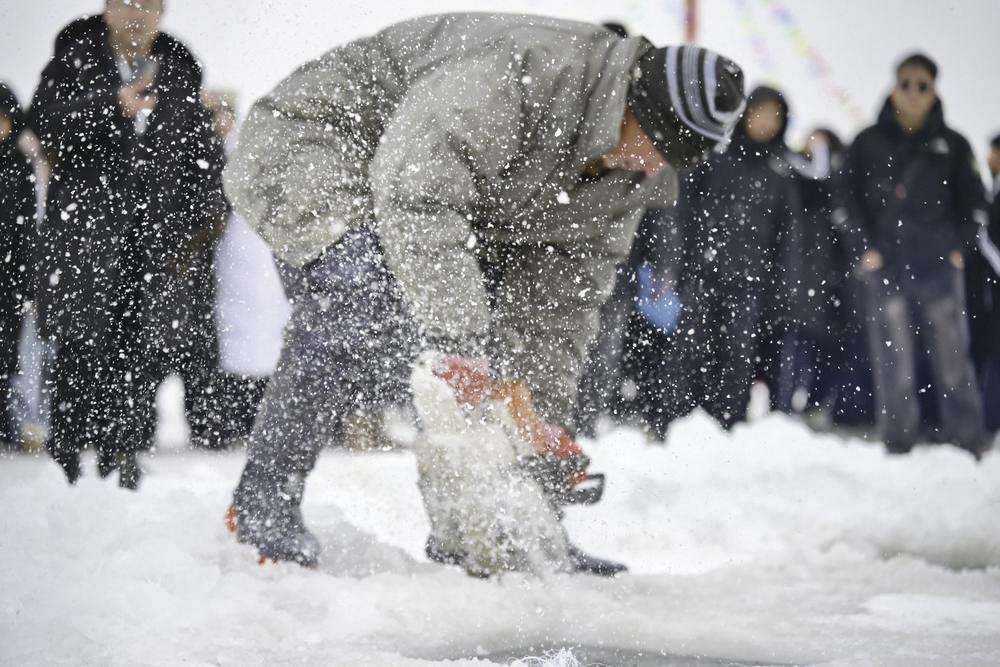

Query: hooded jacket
left=28, top=15, right=224, bottom=341
left=0, top=83, right=36, bottom=322
left=225, top=13, right=679, bottom=422
left=846, top=97, right=987, bottom=280
left=679, top=86, right=799, bottom=321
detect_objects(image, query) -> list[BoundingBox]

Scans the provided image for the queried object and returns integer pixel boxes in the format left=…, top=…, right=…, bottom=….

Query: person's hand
left=860, top=248, right=883, bottom=273
left=540, top=422, right=582, bottom=458
left=433, top=355, right=490, bottom=409
left=948, top=250, right=964, bottom=270
left=118, top=73, right=157, bottom=119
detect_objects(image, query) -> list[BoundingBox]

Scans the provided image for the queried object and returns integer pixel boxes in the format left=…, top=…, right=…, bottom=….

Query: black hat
left=629, top=45, right=746, bottom=166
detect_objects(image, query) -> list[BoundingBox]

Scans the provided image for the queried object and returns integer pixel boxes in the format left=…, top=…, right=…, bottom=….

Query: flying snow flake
left=556, top=191, right=570, bottom=205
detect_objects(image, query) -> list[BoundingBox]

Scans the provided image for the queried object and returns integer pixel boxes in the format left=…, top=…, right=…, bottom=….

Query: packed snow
left=2, top=382, right=999, bottom=666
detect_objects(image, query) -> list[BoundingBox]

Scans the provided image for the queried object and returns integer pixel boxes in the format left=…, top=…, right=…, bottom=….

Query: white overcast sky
left=3, top=0, right=999, bottom=172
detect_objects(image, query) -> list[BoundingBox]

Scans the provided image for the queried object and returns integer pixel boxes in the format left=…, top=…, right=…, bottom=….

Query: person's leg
left=704, top=293, right=760, bottom=429
left=178, top=255, right=226, bottom=449
left=915, top=271, right=987, bottom=457
left=45, top=338, right=105, bottom=483
left=0, top=310, right=20, bottom=446
left=864, top=277, right=920, bottom=452
left=775, top=331, right=803, bottom=414
left=981, top=354, right=1000, bottom=434
left=99, top=335, right=161, bottom=487
left=232, top=228, right=417, bottom=565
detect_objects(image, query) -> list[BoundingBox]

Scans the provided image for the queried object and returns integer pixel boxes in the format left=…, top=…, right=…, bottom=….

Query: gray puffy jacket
left=224, top=13, right=677, bottom=422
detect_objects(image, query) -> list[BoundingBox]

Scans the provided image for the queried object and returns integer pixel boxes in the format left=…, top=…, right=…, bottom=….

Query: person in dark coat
left=28, top=0, right=224, bottom=486
left=776, top=128, right=851, bottom=414
left=0, top=83, right=37, bottom=447
left=977, top=134, right=1000, bottom=436
left=657, top=85, right=801, bottom=432
left=576, top=206, right=682, bottom=438
left=846, top=53, right=989, bottom=458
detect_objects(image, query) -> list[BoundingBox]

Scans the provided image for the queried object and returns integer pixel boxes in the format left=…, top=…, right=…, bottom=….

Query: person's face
left=212, top=107, right=236, bottom=140
left=891, top=64, right=936, bottom=121
left=989, top=145, right=1000, bottom=178
left=605, top=109, right=668, bottom=177
left=622, top=126, right=668, bottom=177
left=743, top=98, right=783, bottom=145
left=105, top=0, right=163, bottom=55
left=0, top=115, right=11, bottom=143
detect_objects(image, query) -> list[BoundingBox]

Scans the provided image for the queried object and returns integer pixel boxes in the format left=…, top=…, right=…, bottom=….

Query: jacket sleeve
left=772, top=172, right=806, bottom=330
left=221, top=51, right=387, bottom=268
left=842, top=135, right=874, bottom=262
left=28, top=47, right=121, bottom=157
left=949, top=134, right=989, bottom=255
left=5, top=157, right=37, bottom=304
left=369, top=55, right=529, bottom=350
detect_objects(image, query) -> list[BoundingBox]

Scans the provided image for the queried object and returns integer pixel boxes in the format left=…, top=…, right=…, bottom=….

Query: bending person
left=223, top=13, right=746, bottom=569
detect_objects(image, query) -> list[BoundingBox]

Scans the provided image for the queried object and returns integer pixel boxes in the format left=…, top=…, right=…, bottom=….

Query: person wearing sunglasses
left=844, top=52, right=991, bottom=460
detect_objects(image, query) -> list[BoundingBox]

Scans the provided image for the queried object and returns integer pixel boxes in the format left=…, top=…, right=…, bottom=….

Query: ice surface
left=2, top=405, right=999, bottom=666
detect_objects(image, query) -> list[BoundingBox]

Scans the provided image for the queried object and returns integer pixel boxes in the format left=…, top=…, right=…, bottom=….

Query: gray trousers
left=245, top=228, right=418, bottom=477
left=864, top=267, right=985, bottom=452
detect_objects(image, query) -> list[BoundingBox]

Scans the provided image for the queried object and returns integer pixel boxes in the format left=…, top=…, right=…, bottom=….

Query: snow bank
left=2, top=411, right=999, bottom=665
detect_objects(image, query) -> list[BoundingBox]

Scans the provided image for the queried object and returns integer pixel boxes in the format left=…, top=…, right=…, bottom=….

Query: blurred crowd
left=0, top=1, right=280, bottom=488
left=578, top=30, right=1000, bottom=461
left=0, top=4, right=997, bottom=493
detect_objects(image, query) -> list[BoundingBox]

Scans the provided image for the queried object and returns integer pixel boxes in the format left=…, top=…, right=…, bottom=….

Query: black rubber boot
left=117, top=454, right=142, bottom=490
left=47, top=441, right=82, bottom=485
left=96, top=449, right=142, bottom=489
left=231, top=463, right=321, bottom=568
left=425, top=535, right=464, bottom=566
left=566, top=544, right=628, bottom=577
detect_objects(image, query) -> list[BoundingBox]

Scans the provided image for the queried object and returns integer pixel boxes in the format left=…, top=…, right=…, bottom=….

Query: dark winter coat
left=845, top=98, right=988, bottom=282
left=782, top=158, right=851, bottom=341
left=0, top=84, right=35, bottom=310
left=679, top=86, right=800, bottom=330
left=28, top=15, right=224, bottom=342
left=0, top=83, right=37, bottom=370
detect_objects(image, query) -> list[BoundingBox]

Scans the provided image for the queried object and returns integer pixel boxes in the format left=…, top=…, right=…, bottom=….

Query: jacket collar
left=877, top=96, right=946, bottom=142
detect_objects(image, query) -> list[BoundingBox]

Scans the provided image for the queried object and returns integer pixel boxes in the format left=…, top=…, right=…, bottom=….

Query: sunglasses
left=899, top=79, right=931, bottom=94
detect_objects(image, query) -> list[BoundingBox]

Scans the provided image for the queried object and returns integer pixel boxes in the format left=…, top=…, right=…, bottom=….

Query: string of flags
left=731, top=0, right=867, bottom=124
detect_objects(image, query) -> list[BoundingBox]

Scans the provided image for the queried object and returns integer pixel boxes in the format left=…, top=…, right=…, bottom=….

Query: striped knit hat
left=629, top=45, right=746, bottom=166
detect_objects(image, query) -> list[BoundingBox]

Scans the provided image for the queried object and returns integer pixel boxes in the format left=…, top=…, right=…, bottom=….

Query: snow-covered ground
left=2, top=389, right=999, bottom=666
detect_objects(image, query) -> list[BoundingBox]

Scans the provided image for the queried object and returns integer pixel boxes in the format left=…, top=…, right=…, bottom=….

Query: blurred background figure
left=776, top=128, right=850, bottom=419
left=0, top=82, right=36, bottom=450
left=204, top=88, right=290, bottom=448
left=28, top=0, right=224, bottom=487
left=647, top=85, right=802, bottom=436
left=846, top=53, right=989, bottom=458
left=976, top=134, right=1000, bottom=437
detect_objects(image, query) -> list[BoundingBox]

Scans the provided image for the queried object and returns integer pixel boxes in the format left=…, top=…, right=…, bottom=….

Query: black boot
left=117, top=453, right=142, bottom=490
left=425, top=535, right=464, bottom=566
left=97, top=449, right=143, bottom=490
left=231, top=462, right=321, bottom=567
left=566, top=543, right=628, bottom=577
left=47, top=441, right=82, bottom=485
